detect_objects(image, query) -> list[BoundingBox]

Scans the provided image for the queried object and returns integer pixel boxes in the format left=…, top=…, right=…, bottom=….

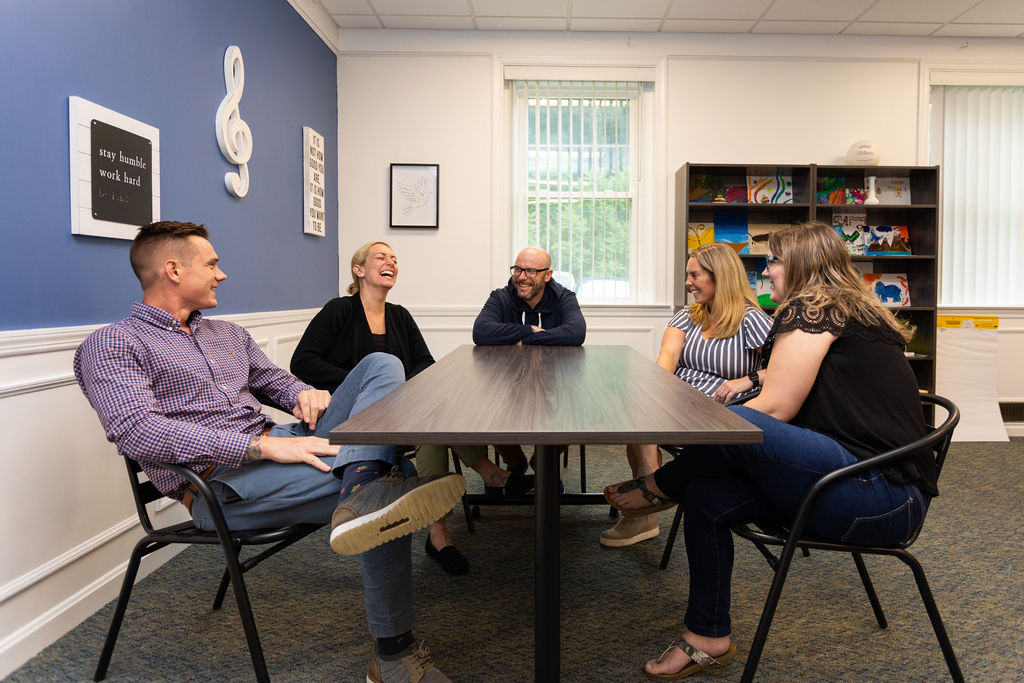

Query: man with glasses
left=472, top=246, right=586, bottom=474
left=472, top=246, right=586, bottom=346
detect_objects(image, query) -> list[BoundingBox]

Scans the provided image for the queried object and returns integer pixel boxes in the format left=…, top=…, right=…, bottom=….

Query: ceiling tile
left=321, top=0, right=373, bottom=14
left=934, top=23, right=1024, bottom=37
left=379, top=15, right=476, bottom=29
left=752, top=20, right=849, bottom=34
left=763, top=0, right=874, bottom=22
left=958, top=0, right=1024, bottom=23
left=569, top=17, right=664, bottom=32
left=666, top=0, right=771, bottom=21
left=334, top=15, right=385, bottom=28
left=369, top=0, right=467, bottom=16
left=472, top=0, right=568, bottom=18
left=859, top=0, right=978, bottom=23
left=661, top=18, right=756, bottom=32
left=842, top=22, right=942, bottom=36
left=476, top=17, right=568, bottom=30
left=572, top=0, right=670, bottom=19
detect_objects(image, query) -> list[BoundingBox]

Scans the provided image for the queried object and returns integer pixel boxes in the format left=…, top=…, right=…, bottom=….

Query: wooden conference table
left=330, top=344, right=762, bottom=681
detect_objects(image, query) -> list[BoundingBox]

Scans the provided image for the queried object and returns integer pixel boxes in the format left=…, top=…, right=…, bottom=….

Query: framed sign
left=303, top=126, right=326, bottom=236
left=390, top=163, right=438, bottom=229
left=69, top=96, right=160, bottom=239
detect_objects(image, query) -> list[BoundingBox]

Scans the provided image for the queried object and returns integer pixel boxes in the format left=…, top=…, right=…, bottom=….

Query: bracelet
left=748, top=369, right=760, bottom=389
left=247, top=434, right=262, bottom=461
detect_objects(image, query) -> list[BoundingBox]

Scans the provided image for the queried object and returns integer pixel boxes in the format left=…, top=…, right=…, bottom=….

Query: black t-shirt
left=763, top=301, right=938, bottom=496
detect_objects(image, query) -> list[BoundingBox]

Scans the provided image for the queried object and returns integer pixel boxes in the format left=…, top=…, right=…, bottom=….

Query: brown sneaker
left=330, top=471, right=466, bottom=556
left=367, top=641, right=451, bottom=683
left=599, top=513, right=659, bottom=547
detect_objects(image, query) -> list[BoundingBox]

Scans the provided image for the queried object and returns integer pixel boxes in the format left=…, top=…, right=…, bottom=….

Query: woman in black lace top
left=605, top=223, right=933, bottom=680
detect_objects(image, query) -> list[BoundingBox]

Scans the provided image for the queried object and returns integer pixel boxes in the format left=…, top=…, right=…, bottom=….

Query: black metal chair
left=661, top=394, right=963, bottom=682
left=94, top=457, right=323, bottom=682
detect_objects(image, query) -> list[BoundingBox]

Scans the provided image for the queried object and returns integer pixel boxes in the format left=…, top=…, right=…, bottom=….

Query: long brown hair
left=768, top=222, right=914, bottom=343
left=688, top=242, right=761, bottom=338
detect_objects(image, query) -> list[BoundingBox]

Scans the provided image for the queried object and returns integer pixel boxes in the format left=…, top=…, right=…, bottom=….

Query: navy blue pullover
left=472, top=278, right=586, bottom=346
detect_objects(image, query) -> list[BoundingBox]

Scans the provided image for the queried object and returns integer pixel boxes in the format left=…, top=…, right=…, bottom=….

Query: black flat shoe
left=425, top=536, right=469, bottom=576
left=484, top=471, right=536, bottom=498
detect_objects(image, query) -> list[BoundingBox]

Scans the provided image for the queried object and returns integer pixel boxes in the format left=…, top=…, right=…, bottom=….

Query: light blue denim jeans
left=653, top=405, right=929, bottom=638
left=190, top=353, right=413, bottom=638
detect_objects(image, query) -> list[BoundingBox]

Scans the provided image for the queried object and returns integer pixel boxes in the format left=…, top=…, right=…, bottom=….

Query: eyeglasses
left=510, top=266, right=549, bottom=278
left=766, top=256, right=784, bottom=267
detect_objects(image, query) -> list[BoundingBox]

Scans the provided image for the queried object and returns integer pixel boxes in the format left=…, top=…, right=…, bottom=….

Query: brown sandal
left=644, top=639, right=737, bottom=680
left=604, top=476, right=676, bottom=518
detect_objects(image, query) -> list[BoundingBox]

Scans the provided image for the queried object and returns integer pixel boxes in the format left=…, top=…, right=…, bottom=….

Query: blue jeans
left=653, top=405, right=929, bottom=638
left=190, top=353, right=413, bottom=638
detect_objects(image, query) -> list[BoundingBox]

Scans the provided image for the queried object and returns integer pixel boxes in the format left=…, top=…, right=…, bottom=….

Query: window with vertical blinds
left=930, top=85, right=1024, bottom=306
left=509, top=79, right=653, bottom=303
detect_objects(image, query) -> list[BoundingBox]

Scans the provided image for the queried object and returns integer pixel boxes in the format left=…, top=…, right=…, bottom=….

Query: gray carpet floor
left=7, top=440, right=1023, bottom=682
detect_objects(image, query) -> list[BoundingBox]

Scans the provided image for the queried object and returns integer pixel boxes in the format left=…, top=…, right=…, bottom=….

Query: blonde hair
left=768, top=222, right=914, bottom=343
left=347, top=241, right=392, bottom=295
left=688, top=242, right=761, bottom=338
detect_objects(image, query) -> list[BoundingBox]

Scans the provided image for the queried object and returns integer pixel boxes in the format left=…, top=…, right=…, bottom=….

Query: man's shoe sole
left=599, top=525, right=659, bottom=548
left=330, top=475, right=466, bottom=555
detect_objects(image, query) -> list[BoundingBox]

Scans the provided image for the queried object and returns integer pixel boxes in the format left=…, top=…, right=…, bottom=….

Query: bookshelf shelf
left=675, top=162, right=939, bottom=392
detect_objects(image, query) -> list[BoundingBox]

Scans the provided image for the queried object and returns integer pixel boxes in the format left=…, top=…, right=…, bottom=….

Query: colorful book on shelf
left=687, top=222, right=714, bottom=251
left=864, top=273, right=911, bottom=307
left=866, top=225, right=911, bottom=254
left=713, top=212, right=749, bottom=254
left=831, top=210, right=867, bottom=255
left=816, top=176, right=845, bottom=204
left=746, top=175, right=793, bottom=204
left=746, top=258, right=776, bottom=307
left=876, top=176, right=912, bottom=204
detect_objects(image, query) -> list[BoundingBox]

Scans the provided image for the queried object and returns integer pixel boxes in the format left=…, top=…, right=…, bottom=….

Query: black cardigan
left=290, top=295, right=434, bottom=391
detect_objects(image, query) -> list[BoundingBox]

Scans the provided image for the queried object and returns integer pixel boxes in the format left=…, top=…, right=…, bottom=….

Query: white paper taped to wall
left=936, top=315, right=1007, bottom=441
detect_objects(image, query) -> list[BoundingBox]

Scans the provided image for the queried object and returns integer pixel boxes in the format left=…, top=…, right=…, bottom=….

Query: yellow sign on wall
left=937, top=315, right=999, bottom=330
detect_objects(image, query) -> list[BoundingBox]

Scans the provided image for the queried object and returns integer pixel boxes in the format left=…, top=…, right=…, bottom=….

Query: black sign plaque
left=90, top=119, right=153, bottom=225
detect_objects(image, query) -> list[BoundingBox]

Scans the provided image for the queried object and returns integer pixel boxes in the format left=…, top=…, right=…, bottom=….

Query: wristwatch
left=748, top=369, right=760, bottom=389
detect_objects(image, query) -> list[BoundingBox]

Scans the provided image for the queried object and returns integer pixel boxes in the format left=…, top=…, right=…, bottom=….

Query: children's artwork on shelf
left=831, top=210, right=867, bottom=255
left=817, top=176, right=845, bottom=204
left=845, top=188, right=866, bottom=205
left=746, top=175, right=794, bottom=204
left=747, top=223, right=783, bottom=255
left=864, top=273, right=911, bottom=307
left=866, top=225, right=911, bottom=254
left=746, top=258, right=776, bottom=307
left=689, top=174, right=716, bottom=202
left=724, top=184, right=748, bottom=203
left=713, top=211, right=749, bottom=254
left=688, top=222, right=714, bottom=250
left=876, top=176, right=912, bottom=204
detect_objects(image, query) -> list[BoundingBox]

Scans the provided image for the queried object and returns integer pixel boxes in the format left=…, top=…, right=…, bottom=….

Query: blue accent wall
left=0, top=0, right=338, bottom=330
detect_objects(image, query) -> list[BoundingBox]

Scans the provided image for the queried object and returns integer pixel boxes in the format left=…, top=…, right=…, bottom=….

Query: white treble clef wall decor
left=215, top=45, right=252, bottom=197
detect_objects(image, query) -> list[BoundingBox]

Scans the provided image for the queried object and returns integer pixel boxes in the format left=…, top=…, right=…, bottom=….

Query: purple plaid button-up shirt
left=74, top=302, right=313, bottom=500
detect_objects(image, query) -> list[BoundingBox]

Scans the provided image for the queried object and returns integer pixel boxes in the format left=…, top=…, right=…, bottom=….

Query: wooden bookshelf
left=675, top=162, right=939, bottom=392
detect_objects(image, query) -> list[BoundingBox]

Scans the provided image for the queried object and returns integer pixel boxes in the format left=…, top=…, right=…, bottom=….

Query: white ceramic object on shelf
left=864, top=175, right=880, bottom=205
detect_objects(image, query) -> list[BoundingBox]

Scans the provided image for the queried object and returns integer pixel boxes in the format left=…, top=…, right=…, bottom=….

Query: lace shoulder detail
left=773, top=300, right=906, bottom=345
left=774, top=300, right=846, bottom=336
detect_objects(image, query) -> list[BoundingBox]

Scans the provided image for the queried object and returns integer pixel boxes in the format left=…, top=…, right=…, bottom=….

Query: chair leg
left=852, top=552, right=887, bottom=628
left=223, top=546, right=271, bottom=683
left=213, top=543, right=242, bottom=610
left=578, top=444, right=587, bottom=492
left=659, top=505, right=684, bottom=570
left=451, top=452, right=475, bottom=532
left=94, top=543, right=150, bottom=681
left=739, top=537, right=802, bottom=683
left=895, top=549, right=965, bottom=683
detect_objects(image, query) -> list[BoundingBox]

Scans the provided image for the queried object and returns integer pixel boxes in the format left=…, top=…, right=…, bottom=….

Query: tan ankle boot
left=599, top=514, right=659, bottom=547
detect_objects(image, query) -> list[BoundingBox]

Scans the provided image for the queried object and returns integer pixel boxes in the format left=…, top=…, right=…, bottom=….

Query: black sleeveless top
left=763, top=301, right=937, bottom=496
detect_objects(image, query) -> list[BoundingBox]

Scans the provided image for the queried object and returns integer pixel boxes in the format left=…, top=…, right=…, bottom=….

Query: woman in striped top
left=600, top=242, right=774, bottom=548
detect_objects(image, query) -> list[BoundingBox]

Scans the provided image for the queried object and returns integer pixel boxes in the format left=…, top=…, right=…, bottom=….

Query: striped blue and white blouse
left=667, top=305, right=774, bottom=398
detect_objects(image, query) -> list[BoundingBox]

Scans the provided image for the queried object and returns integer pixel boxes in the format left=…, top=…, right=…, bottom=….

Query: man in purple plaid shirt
left=75, top=221, right=464, bottom=682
